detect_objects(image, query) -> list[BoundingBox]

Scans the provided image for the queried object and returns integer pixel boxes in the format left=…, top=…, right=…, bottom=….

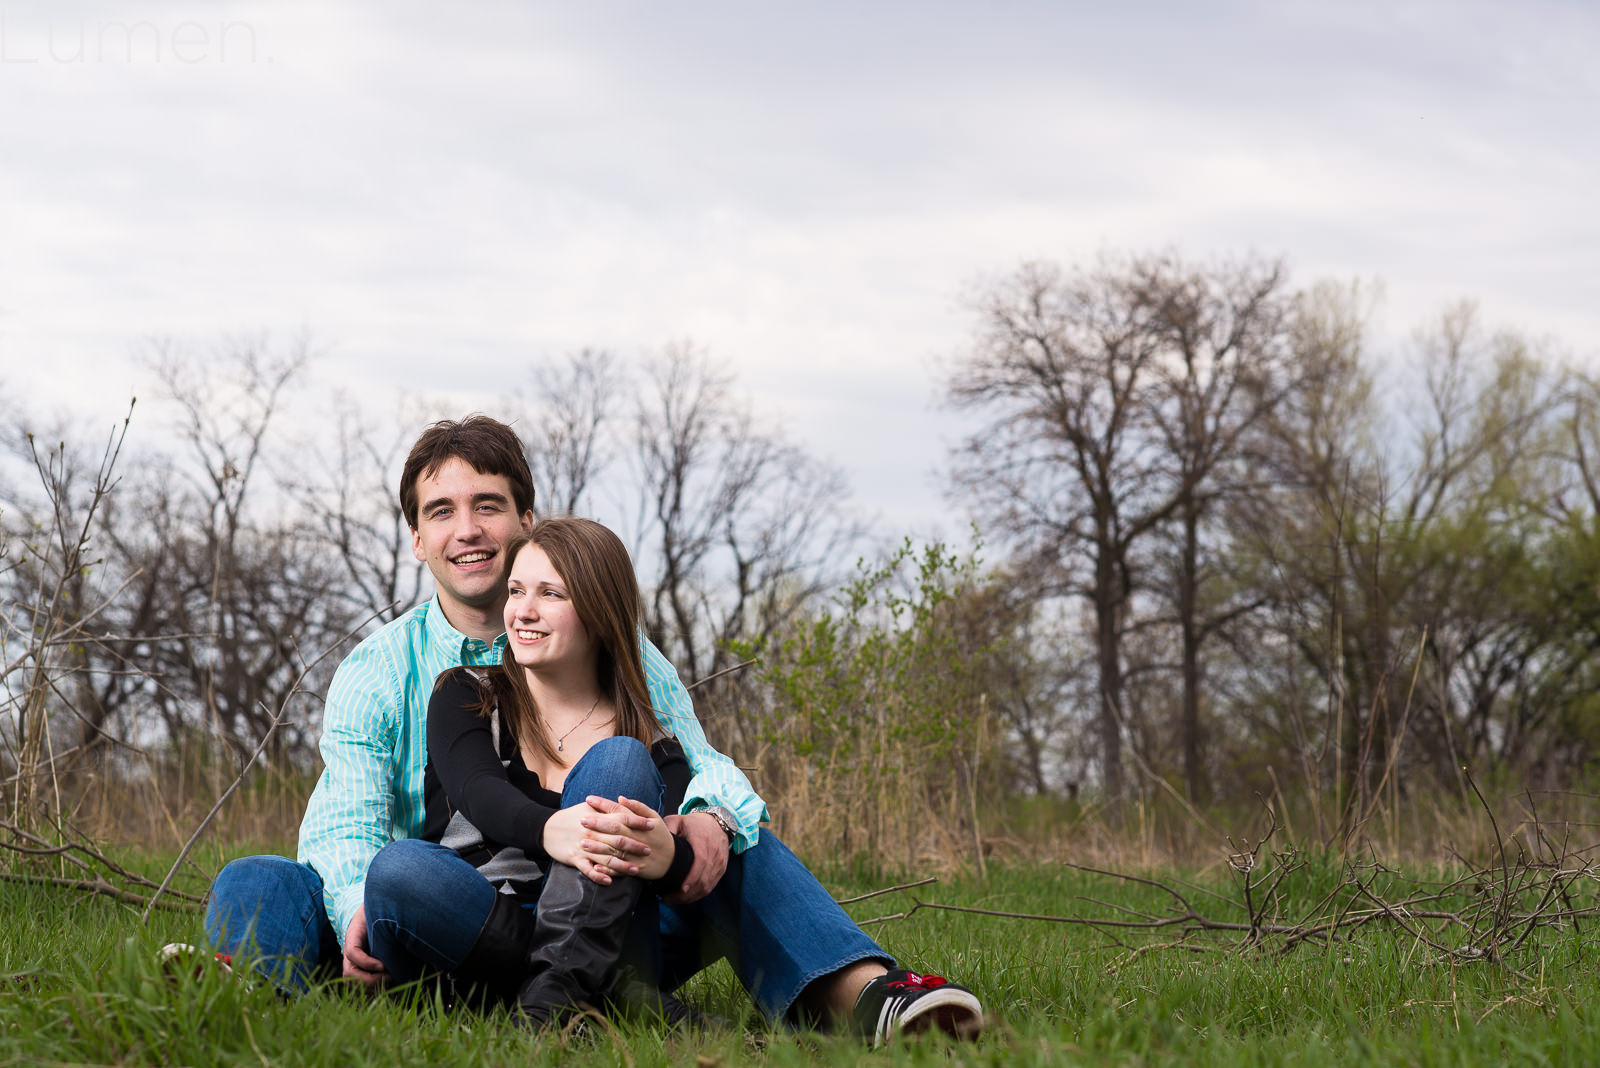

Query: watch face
left=705, top=807, right=736, bottom=840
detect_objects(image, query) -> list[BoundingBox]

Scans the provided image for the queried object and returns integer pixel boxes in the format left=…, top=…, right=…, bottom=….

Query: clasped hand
left=542, top=795, right=674, bottom=884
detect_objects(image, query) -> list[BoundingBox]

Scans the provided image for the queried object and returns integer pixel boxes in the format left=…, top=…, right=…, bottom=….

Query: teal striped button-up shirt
left=297, top=596, right=767, bottom=939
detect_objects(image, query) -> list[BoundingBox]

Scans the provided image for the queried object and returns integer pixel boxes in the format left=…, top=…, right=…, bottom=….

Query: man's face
left=409, top=457, right=534, bottom=622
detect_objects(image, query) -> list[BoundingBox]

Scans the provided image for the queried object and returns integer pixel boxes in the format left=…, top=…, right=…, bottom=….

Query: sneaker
left=157, top=942, right=238, bottom=980
left=852, top=969, right=984, bottom=1047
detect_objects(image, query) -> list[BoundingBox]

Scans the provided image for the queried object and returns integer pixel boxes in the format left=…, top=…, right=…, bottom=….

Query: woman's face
left=503, top=543, right=594, bottom=674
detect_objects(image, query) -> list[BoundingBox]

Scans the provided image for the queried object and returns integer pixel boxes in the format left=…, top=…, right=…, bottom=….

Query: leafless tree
left=76, top=336, right=362, bottom=765
left=1138, top=256, right=1296, bottom=802
left=0, top=408, right=134, bottom=826
left=521, top=349, right=622, bottom=518
left=950, top=254, right=1297, bottom=807
left=284, top=397, right=424, bottom=627
left=1237, top=292, right=1573, bottom=830
left=629, top=343, right=863, bottom=751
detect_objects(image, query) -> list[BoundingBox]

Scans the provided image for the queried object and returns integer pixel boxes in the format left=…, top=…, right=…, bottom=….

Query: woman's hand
left=543, top=800, right=646, bottom=883
left=581, top=795, right=676, bottom=881
left=540, top=795, right=672, bottom=884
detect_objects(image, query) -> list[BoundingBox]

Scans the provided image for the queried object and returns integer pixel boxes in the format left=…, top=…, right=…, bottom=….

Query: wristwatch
left=699, top=805, right=738, bottom=844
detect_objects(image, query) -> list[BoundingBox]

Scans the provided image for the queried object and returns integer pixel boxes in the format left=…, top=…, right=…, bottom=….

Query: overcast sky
left=2, top=0, right=1596, bottom=538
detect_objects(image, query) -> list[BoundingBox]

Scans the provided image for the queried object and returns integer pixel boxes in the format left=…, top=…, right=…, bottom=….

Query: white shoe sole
left=877, top=987, right=985, bottom=1046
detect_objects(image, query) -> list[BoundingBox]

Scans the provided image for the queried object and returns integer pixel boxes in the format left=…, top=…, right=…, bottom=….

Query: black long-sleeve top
left=421, top=668, right=694, bottom=894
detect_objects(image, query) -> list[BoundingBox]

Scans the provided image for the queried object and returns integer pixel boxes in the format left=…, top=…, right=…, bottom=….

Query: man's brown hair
left=399, top=415, right=535, bottom=530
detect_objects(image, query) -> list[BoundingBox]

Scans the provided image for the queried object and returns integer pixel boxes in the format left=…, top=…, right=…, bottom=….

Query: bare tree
left=1237, top=293, right=1573, bottom=829
left=0, top=409, right=134, bottom=826
left=285, top=397, right=424, bottom=626
left=950, top=254, right=1295, bottom=807
left=630, top=343, right=863, bottom=750
left=521, top=349, right=622, bottom=518
left=1139, top=256, right=1296, bottom=801
left=81, top=335, right=360, bottom=764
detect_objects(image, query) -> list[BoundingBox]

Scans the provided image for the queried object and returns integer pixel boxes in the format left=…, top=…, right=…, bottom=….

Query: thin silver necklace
left=552, top=695, right=602, bottom=753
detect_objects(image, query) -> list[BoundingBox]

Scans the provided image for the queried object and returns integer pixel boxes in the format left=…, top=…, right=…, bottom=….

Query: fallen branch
left=840, top=788, right=1600, bottom=996
left=837, top=876, right=938, bottom=905
left=0, top=818, right=204, bottom=906
left=0, top=872, right=198, bottom=914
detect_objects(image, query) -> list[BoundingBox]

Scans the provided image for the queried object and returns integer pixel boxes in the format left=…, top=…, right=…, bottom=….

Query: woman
left=362, top=517, right=697, bottom=1024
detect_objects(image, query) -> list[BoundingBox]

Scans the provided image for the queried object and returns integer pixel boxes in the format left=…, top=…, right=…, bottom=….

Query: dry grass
left=51, top=752, right=309, bottom=859
left=748, top=738, right=1600, bottom=884
left=15, top=721, right=1600, bottom=913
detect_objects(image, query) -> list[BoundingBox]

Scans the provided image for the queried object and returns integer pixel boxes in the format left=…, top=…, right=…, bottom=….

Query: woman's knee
left=567, top=736, right=660, bottom=800
left=367, top=840, right=493, bottom=917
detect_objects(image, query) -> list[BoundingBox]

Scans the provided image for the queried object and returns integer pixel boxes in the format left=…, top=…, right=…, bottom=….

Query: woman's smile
left=503, top=544, right=592, bottom=669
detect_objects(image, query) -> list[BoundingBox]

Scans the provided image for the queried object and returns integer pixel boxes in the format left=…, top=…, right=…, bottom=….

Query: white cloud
left=2, top=0, right=1596, bottom=543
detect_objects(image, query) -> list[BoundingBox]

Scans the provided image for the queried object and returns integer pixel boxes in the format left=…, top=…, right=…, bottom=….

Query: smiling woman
left=495, top=521, right=666, bottom=777
left=504, top=542, right=593, bottom=676
left=363, top=516, right=699, bottom=1027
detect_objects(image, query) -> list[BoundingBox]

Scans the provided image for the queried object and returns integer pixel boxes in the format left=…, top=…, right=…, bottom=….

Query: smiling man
left=410, top=456, right=526, bottom=621
left=203, top=415, right=982, bottom=1043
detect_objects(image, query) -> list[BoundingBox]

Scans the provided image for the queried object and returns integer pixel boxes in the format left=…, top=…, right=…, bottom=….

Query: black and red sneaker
left=157, top=942, right=240, bottom=981
left=851, top=969, right=984, bottom=1047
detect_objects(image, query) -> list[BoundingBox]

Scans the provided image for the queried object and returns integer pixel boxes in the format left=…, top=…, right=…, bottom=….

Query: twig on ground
left=0, top=872, right=198, bottom=913
left=841, top=791, right=1600, bottom=1001
left=836, top=876, right=938, bottom=905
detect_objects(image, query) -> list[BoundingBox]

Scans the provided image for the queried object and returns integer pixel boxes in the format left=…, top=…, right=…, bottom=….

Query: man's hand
left=342, top=904, right=388, bottom=989
left=663, top=810, right=730, bottom=904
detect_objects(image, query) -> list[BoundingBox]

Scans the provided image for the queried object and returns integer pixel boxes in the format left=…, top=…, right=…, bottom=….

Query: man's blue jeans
left=205, top=739, right=890, bottom=1017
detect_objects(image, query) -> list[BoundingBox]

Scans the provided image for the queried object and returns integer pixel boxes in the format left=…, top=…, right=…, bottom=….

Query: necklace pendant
left=557, top=740, right=564, bottom=752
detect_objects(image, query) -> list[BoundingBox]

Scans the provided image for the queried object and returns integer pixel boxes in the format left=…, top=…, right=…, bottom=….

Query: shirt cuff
left=329, top=885, right=363, bottom=943
left=682, top=793, right=768, bottom=853
left=648, top=833, right=696, bottom=896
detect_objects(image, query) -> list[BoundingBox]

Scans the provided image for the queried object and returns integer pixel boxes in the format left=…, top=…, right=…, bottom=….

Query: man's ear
left=410, top=527, right=427, bottom=562
left=520, top=510, right=534, bottom=534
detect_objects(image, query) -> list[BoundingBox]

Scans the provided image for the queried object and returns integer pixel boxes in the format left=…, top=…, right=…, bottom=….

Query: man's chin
left=441, top=581, right=509, bottom=612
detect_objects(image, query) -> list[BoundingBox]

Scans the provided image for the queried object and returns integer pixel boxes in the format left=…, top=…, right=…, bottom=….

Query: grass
left=3, top=843, right=1600, bottom=1067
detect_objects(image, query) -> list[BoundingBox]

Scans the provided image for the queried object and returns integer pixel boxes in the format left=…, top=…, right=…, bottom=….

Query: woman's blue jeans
left=206, top=739, right=892, bottom=1017
left=364, top=735, right=665, bottom=985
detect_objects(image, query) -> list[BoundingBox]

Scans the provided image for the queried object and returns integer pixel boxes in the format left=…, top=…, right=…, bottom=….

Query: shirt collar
left=423, top=594, right=507, bottom=663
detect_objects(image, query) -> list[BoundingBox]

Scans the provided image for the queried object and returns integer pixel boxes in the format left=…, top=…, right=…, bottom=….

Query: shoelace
left=887, top=971, right=948, bottom=991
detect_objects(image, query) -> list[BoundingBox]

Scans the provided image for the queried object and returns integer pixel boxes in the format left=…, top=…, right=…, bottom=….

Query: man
left=206, top=415, right=982, bottom=1044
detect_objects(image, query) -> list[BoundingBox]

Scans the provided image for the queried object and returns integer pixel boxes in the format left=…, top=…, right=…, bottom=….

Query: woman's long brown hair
left=487, top=517, right=663, bottom=767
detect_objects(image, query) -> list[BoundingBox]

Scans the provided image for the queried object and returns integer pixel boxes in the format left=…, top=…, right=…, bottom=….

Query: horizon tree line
left=3, top=250, right=1597, bottom=844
